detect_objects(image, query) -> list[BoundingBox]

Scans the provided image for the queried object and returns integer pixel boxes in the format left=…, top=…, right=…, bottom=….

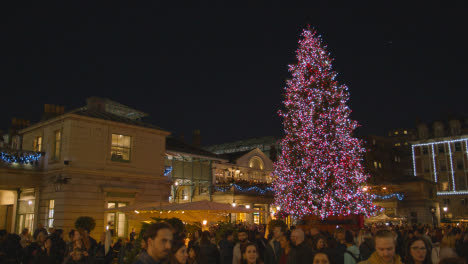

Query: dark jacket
left=197, top=242, right=220, bottom=264
left=34, top=248, right=57, bottom=264
left=334, top=242, right=347, bottom=264
left=359, top=239, right=374, bottom=261
left=218, top=239, right=234, bottom=264
left=264, top=239, right=283, bottom=264
left=289, top=242, right=314, bottom=264
left=133, top=250, right=164, bottom=264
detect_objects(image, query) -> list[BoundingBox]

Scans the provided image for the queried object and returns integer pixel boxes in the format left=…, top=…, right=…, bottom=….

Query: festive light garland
left=164, top=166, right=173, bottom=176
left=412, top=137, right=468, bottom=194
left=374, top=193, right=404, bottom=201
left=0, top=151, right=42, bottom=164
left=273, top=27, right=377, bottom=219
left=214, top=183, right=274, bottom=195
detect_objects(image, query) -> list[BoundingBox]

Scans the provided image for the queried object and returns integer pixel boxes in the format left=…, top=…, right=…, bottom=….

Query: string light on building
left=0, top=151, right=42, bottom=164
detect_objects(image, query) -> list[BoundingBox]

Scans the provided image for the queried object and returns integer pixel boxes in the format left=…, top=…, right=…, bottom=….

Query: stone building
left=0, top=97, right=171, bottom=238
left=411, top=117, right=468, bottom=222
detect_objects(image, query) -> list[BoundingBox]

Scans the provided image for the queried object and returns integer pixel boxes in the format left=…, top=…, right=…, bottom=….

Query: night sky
left=2, top=4, right=468, bottom=145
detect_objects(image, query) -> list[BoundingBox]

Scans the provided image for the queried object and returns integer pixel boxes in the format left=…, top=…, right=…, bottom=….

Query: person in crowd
left=241, top=242, right=262, bottom=264
left=357, top=230, right=402, bottom=264
left=431, top=234, right=441, bottom=264
left=233, top=229, right=250, bottom=264
left=24, top=231, right=46, bottom=264
left=130, top=228, right=137, bottom=242
left=170, top=239, right=189, bottom=264
left=34, top=236, right=57, bottom=264
left=344, top=230, right=360, bottom=264
left=278, top=232, right=292, bottom=264
left=33, top=223, right=47, bottom=241
left=289, top=228, right=313, bottom=264
left=1, top=232, right=22, bottom=264
left=334, top=228, right=348, bottom=264
left=440, top=233, right=458, bottom=260
left=264, top=225, right=283, bottom=264
left=133, top=222, right=173, bottom=264
left=187, top=245, right=198, bottom=264
left=404, top=237, right=432, bottom=264
left=94, top=231, right=113, bottom=264
left=219, top=230, right=234, bottom=264
left=20, top=228, right=32, bottom=248
left=188, top=230, right=202, bottom=250
left=254, top=230, right=267, bottom=261
left=197, top=231, right=220, bottom=264
left=313, top=252, right=332, bottom=264
left=359, top=231, right=374, bottom=261
left=64, top=236, right=89, bottom=264
left=312, top=235, right=329, bottom=255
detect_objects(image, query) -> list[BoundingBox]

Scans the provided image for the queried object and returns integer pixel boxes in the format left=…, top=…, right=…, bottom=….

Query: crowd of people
left=133, top=222, right=468, bottom=264
left=1, top=221, right=468, bottom=264
left=0, top=222, right=134, bottom=263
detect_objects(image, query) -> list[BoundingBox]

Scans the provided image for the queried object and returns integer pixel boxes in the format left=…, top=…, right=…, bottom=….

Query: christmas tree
left=273, top=28, right=377, bottom=219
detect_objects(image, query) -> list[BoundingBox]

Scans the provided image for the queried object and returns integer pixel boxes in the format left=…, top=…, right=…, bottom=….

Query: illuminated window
left=395, top=143, right=401, bottom=147
left=47, top=200, right=54, bottom=228
left=53, top=131, right=61, bottom=160
left=33, top=136, right=42, bottom=152
left=378, top=162, right=382, bottom=169
left=374, top=161, right=378, bottom=168
left=394, top=131, right=398, bottom=135
left=106, top=202, right=128, bottom=237
left=404, top=130, right=407, bottom=134
left=249, top=156, right=264, bottom=170
left=111, top=134, right=131, bottom=162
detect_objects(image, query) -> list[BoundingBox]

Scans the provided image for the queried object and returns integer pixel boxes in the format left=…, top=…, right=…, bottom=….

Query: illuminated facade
left=411, top=119, right=468, bottom=221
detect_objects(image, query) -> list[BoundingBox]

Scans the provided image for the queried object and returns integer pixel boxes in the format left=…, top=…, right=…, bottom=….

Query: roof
left=166, top=137, right=224, bottom=160
left=220, top=150, right=252, bottom=163
left=70, top=108, right=166, bottom=131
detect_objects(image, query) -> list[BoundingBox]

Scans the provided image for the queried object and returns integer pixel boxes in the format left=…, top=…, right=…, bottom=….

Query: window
left=423, top=162, right=430, bottom=173
left=378, top=162, right=382, bottom=169
left=374, top=161, right=378, bottom=169
left=107, top=202, right=128, bottom=237
left=457, top=159, right=464, bottom=170
left=439, top=160, right=447, bottom=171
left=395, top=143, right=401, bottom=147
left=111, top=134, right=131, bottom=162
left=394, top=131, right=399, bottom=135
left=33, top=136, right=42, bottom=152
left=53, top=131, right=61, bottom=160
left=47, top=200, right=54, bottom=228
left=404, top=130, right=408, bottom=134
left=438, top=145, right=445, bottom=153
left=422, top=146, right=429, bottom=155
left=455, top=142, right=462, bottom=152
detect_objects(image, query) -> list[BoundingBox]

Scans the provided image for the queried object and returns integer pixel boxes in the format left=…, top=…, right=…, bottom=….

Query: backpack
left=345, top=249, right=361, bottom=263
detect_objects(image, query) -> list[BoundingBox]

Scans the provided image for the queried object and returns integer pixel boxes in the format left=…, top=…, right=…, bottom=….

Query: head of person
left=310, top=227, right=319, bottom=236
left=225, top=230, right=234, bottom=242
left=238, top=229, right=249, bottom=243
left=143, top=222, right=173, bottom=261
left=279, top=232, right=292, bottom=250
left=291, top=228, right=305, bottom=246
left=345, top=230, right=354, bottom=245
left=170, top=240, right=188, bottom=264
left=335, top=228, right=345, bottom=242
left=194, top=229, right=202, bottom=240
left=36, top=231, right=46, bottom=244
left=314, top=235, right=327, bottom=251
left=313, top=252, right=331, bottom=264
left=200, top=231, right=211, bottom=245
left=241, top=242, right=259, bottom=264
left=270, top=225, right=283, bottom=240
left=404, top=237, right=432, bottom=264
left=21, top=228, right=29, bottom=236
left=73, top=230, right=81, bottom=241
left=374, top=230, right=396, bottom=264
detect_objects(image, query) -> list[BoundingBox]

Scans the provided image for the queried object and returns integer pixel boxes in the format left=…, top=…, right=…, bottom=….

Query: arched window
left=249, top=156, right=264, bottom=170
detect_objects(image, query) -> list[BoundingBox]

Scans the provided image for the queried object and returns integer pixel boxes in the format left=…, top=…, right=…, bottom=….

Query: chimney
left=192, top=129, right=201, bottom=147
left=42, top=104, right=65, bottom=121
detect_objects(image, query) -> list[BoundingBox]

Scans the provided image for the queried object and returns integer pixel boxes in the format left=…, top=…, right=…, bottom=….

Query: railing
left=213, top=181, right=274, bottom=196
left=0, top=148, right=44, bottom=170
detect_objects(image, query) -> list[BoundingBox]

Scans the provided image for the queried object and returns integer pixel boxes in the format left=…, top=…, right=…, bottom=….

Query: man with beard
left=232, top=229, right=249, bottom=264
left=133, top=222, right=173, bottom=264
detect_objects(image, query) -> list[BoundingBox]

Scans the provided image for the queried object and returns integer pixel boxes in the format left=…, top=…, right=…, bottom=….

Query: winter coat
left=344, top=245, right=360, bottom=264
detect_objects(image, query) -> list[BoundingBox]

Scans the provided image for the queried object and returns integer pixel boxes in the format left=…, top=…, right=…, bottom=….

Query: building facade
left=1, top=97, right=171, bottom=238
left=411, top=118, right=468, bottom=222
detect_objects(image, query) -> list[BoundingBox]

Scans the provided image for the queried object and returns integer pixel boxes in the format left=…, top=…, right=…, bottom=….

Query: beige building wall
left=19, top=113, right=170, bottom=238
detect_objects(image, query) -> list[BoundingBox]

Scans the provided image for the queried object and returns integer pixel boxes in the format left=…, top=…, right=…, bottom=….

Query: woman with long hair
left=278, top=233, right=292, bottom=264
left=170, top=240, right=189, bottom=264
left=312, top=235, right=328, bottom=253
left=241, top=242, right=262, bottom=264
left=404, top=237, right=432, bottom=264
